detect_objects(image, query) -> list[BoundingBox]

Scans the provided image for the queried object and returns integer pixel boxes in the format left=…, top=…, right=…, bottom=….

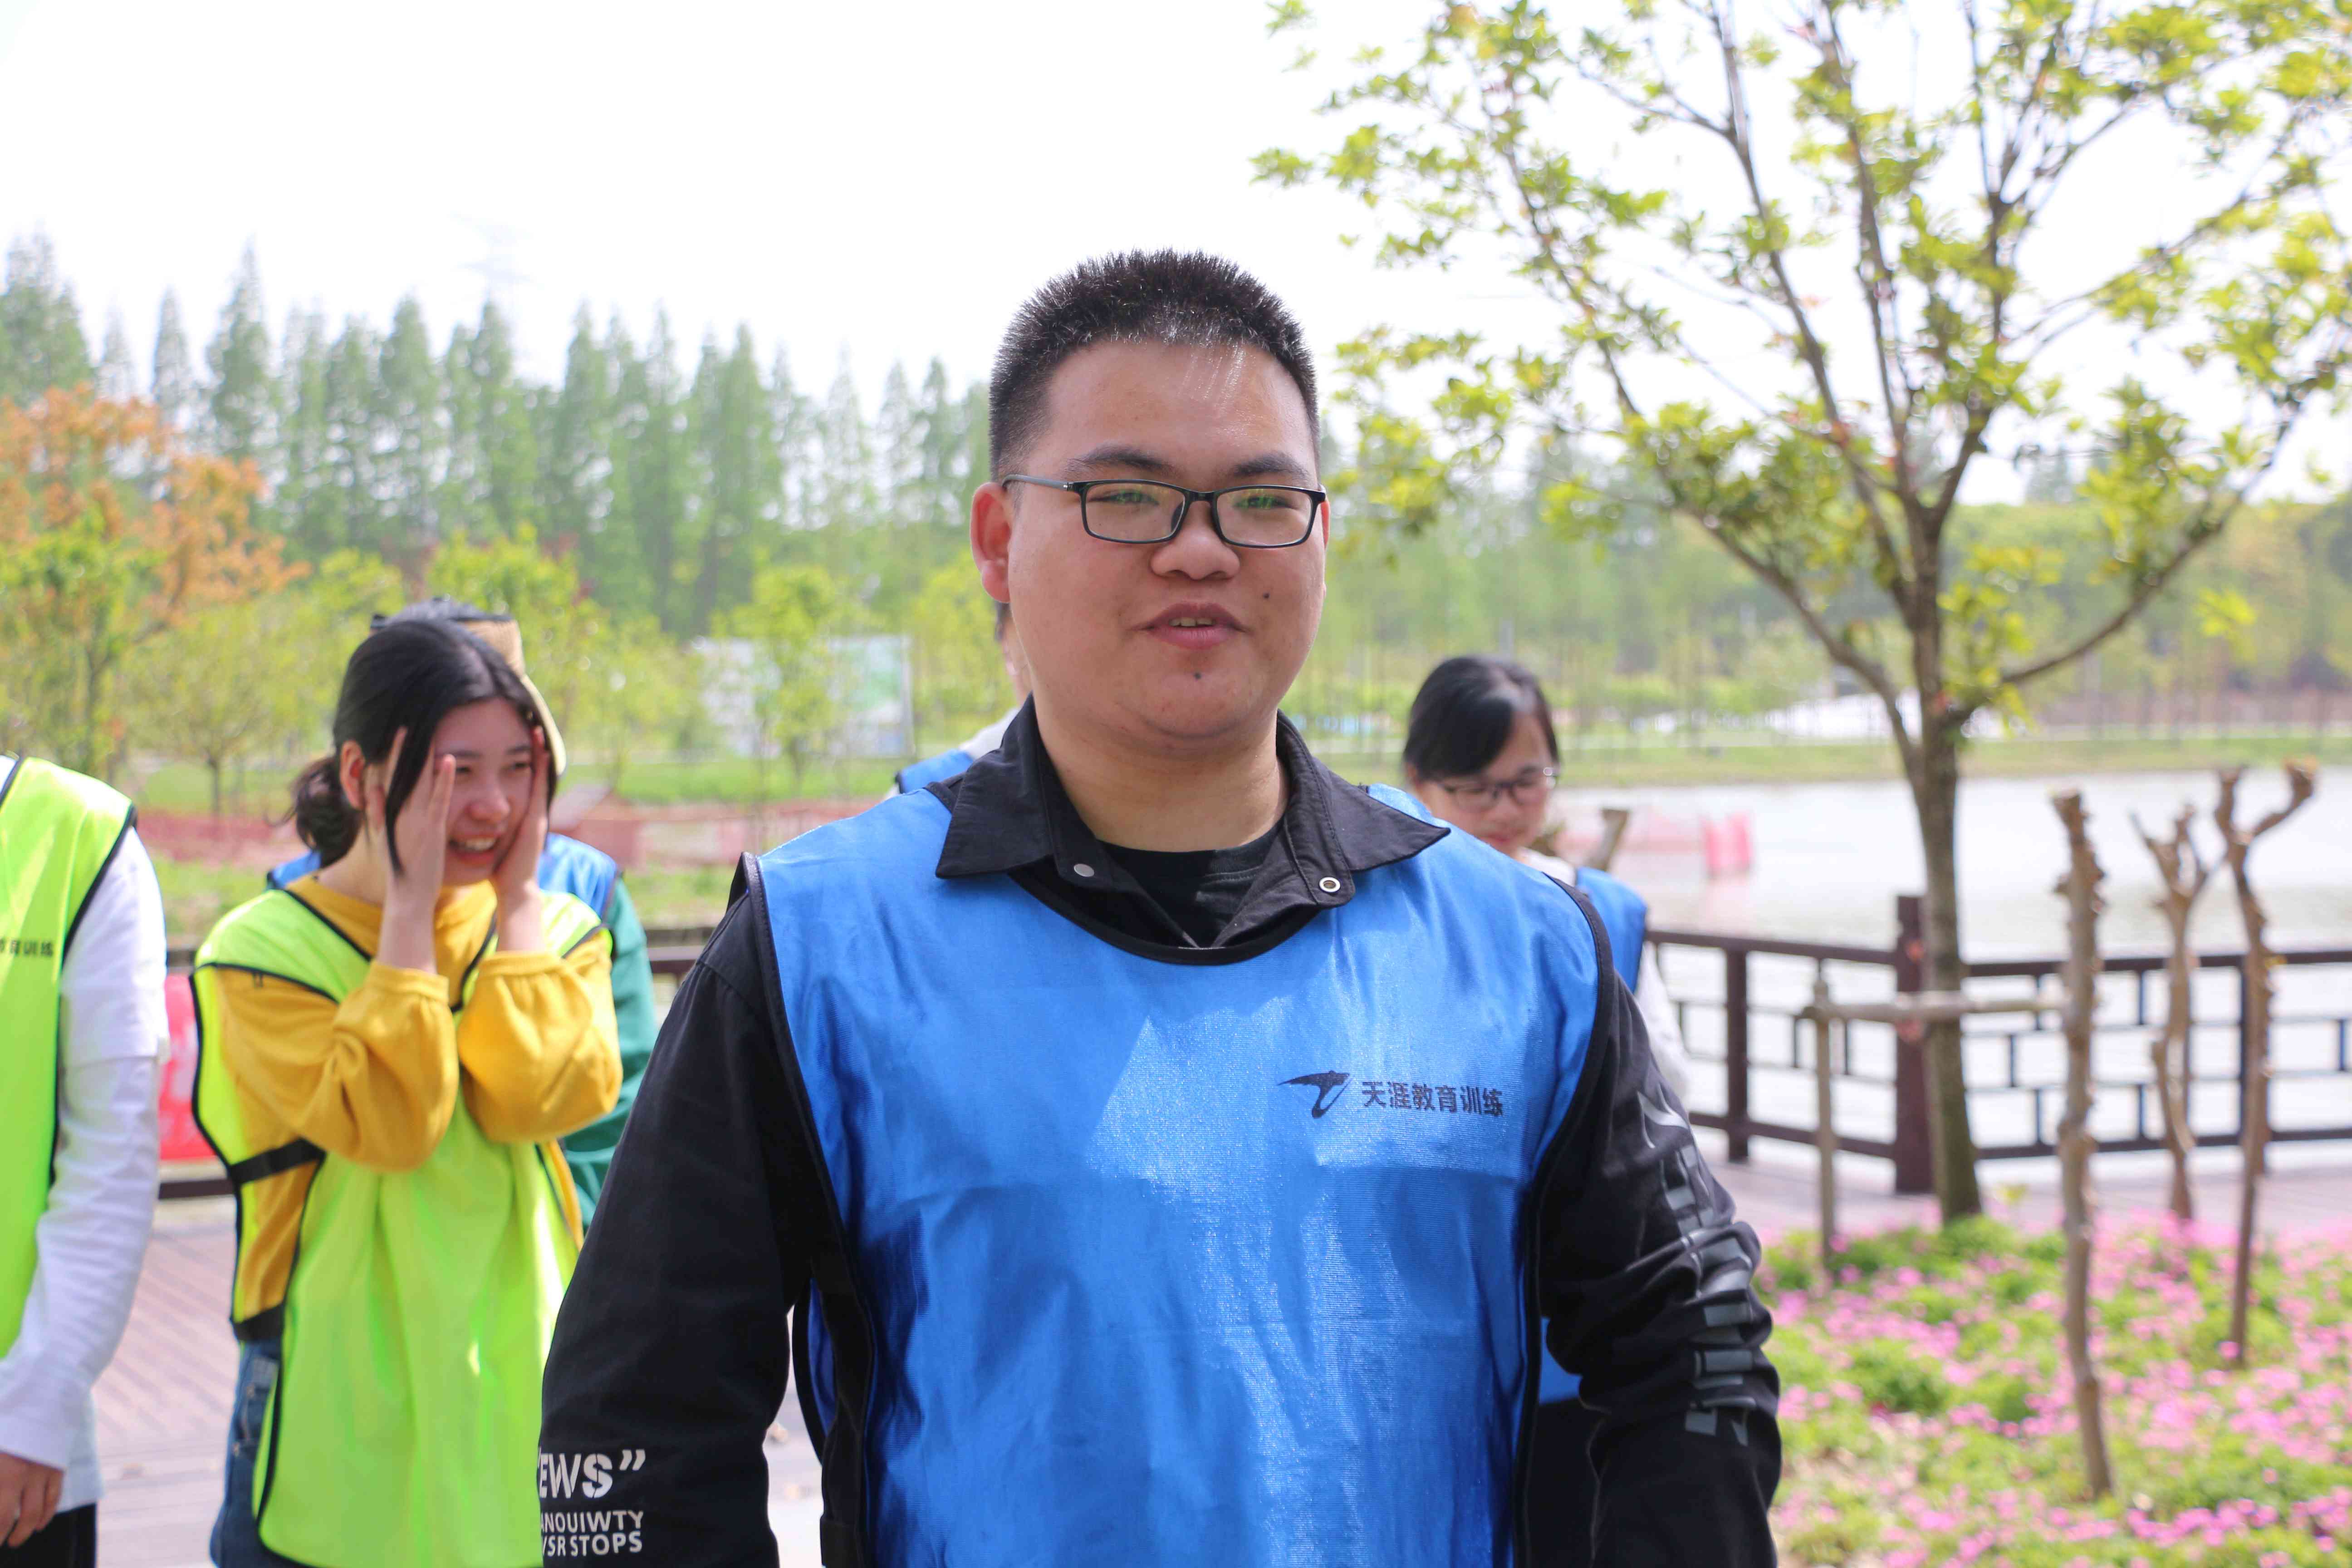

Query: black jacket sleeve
left=539, top=890, right=815, bottom=1566
left=1537, top=904, right=1781, bottom=1566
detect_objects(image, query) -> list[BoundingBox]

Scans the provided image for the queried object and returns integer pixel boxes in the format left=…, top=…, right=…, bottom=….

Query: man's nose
left=1149, top=495, right=1240, bottom=578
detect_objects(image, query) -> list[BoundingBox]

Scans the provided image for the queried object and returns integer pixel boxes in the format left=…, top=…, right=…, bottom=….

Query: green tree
left=687, top=326, right=780, bottom=631
left=282, top=549, right=405, bottom=730
left=377, top=295, right=444, bottom=582
left=276, top=307, right=337, bottom=559
left=127, top=597, right=308, bottom=818
left=204, top=244, right=278, bottom=470
left=908, top=562, right=1008, bottom=749
left=442, top=301, right=539, bottom=543
left=772, top=346, right=813, bottom=529
left=0, top=391, right=292, bottom=777
left=571, top=613, right=694, bottom=798
left=97, top=312, right=137, bottom=403
left=150, top=290, right=198, bottom=435
left=322, top=316, right=386, bottom=559
left=721, top=562, right=848, bottom=794
left=813, top=350, right=875, bottom=531
left=545, top=309, right=617, bottom=590
left=426, top=526, right=607, bottom=745
left=876, top=361, right=921, bottom=519
left=913, top=358, right=971, bottom=531
left=1264, top=0, right=2352, bottom=1220
left=610, top=312, right=692, bottom=632
left=0, top=234, right=92, bottom=407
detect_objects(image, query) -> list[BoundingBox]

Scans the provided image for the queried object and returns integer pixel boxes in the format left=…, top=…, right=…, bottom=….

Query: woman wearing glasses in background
left=1401, top=653, right=1691, bottom=1568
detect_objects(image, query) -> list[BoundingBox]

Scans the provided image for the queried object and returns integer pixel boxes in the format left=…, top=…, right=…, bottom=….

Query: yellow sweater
left=214, top=877, right=618, bottom=1324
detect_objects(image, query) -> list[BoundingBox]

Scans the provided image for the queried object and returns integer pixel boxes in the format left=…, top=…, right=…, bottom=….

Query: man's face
left=972, top=340, right=1325, bottom=755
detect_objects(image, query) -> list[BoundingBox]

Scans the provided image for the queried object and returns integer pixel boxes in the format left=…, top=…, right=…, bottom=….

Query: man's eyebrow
left=1065, top=446, right=1318, bottom=484
left=1067, top=444, right=1173, bottom=475
left=1227, top=452, right=1316, bottom=484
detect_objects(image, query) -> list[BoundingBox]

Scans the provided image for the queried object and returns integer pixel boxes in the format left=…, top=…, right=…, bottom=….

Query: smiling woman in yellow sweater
left=191, top=617, right=619, bottom=1568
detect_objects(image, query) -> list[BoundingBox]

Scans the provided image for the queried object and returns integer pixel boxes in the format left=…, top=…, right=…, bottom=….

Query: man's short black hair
left=988, top=251, right=1318, bottom=478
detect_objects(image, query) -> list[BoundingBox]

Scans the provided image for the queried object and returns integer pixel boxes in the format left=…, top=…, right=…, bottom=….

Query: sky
left=0, top=0, right=1479, bottom=390
left=1, top=0, right=2341, bottom=498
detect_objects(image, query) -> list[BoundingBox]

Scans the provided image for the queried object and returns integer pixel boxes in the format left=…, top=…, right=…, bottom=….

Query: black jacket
left=540, top=711, right=1779, bottom=1565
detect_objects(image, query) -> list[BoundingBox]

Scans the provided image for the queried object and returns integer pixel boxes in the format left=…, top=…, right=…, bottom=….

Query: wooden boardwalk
left=90, top=1150, right=2352, bottom=1568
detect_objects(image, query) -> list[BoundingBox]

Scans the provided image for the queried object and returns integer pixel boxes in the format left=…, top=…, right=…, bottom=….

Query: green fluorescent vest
left=192, top=884, right=609, bottom=1568
left=0, top=757, right=136, bottom=1357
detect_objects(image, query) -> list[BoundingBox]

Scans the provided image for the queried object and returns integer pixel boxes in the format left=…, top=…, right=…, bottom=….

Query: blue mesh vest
left=890, top=747, right=977, bottom=795
left=762, top=786, right=1602, bottom=1566
left=1569, top=866, right=1647, bottom=986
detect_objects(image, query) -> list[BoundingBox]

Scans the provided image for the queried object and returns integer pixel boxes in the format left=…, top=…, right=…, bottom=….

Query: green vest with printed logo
left=192, top=884, right=610, bottom=1568
left=0, top=757, right=136, bottom=1356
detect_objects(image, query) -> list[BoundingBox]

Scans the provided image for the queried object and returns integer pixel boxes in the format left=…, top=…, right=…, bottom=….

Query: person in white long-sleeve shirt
left=0, top=756, right=165, bottom=1568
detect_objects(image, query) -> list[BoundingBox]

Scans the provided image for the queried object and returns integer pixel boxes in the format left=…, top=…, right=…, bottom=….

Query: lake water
left=1563, top=768, right=2352, bottom=955
left=1554, top=769, right=2352, bottom=1153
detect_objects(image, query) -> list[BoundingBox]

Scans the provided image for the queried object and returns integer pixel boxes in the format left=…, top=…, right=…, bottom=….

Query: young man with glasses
left=540, top=252, right=1779, bottom=1566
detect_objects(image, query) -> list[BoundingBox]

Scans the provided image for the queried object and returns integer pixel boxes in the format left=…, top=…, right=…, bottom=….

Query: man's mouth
left=1147, top=604, right=1241, bottom=651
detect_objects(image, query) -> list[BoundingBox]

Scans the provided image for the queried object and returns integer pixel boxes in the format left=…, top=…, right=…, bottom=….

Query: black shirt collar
left=933, top=700, right=1444, bottom=917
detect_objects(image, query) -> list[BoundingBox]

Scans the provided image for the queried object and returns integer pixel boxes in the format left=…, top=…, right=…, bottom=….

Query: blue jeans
left=209, top=1340, right=302, bottom=1568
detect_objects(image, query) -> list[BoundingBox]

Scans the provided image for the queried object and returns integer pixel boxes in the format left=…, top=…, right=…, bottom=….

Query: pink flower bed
left=1760, top=1214, right=2352, bottom=1566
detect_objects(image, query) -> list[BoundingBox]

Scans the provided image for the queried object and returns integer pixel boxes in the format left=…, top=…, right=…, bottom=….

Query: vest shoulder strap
left=196, top=889, right=374, bottom=1001
left=539, top=889, right=609, bottom=960
left=0, top=758, right=136, bottom=965
left=5, top=756, right=134, bottom=835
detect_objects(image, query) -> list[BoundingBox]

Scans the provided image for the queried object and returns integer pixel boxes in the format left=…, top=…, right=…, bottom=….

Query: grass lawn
left=1765, top=1215, right=2352, bottom=1565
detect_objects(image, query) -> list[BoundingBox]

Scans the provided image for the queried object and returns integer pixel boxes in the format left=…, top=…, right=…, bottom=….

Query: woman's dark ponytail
left=290, top=754, right=361, bottom=866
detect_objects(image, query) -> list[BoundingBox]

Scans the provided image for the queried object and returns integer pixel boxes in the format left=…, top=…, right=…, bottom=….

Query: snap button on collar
left=1318, top=876, right=1343, bottom=895
left=1072, top=862, right=1096, bottom=878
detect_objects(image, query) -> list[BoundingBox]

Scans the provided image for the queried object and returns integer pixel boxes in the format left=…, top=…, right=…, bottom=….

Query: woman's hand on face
left=367, top=729, right=452, bottom=972
left=489, top=726, right=549, bottom=953
left=369, top=729, right=454, bottom=905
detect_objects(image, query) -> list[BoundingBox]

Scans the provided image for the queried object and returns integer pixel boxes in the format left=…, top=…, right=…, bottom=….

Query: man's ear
left=970, top=480, right=1015, bottom=605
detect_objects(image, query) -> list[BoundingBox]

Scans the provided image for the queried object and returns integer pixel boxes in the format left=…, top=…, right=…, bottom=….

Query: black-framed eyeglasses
left=1434, top=766, right=1558, bottom=809
left=1002, top=475, right=1326, bottom=549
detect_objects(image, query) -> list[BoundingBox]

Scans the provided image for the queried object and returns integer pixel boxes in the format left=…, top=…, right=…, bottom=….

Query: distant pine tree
left=204, top=245, right=278, bottom=470
left=0, top=233, right=93, bottom=406
left=377, top=296, right=445, bottom=580
left=277, top=306, right=339, bottom=559
left=473, top=302, right=539, bottom=540
left=150, top=291, right=198, bottom=433
left=545, top=308, right=616, bottom=588
left=875, top=361, right=920, bottom=522
left=687, top=326, right=780, bottom=631
left=97, top=311, right=138, bottom=402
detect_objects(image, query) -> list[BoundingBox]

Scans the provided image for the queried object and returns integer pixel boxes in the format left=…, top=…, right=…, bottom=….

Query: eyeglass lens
left=1083, top=481, right=1318, bottom=546
left=1454, top=769, right=1554, bottom=805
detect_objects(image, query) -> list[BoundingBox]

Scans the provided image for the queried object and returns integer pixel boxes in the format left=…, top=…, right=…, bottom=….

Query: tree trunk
left=208, top=756, right=224, bottom=823
left=2052, top=789, right=2116, bottom=1498
left=1811, top=978, right=1838, bottom=1280
left=2156, top=905, right=2198, bottom=1221
left=1583, top=807, right=1632, bottom=873
left=2135, top=804, right=2210, bottom=1225
left=1912, top=728, right=1984, bottom=1221
left=2219, top=763, right=2317, bottom=1370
